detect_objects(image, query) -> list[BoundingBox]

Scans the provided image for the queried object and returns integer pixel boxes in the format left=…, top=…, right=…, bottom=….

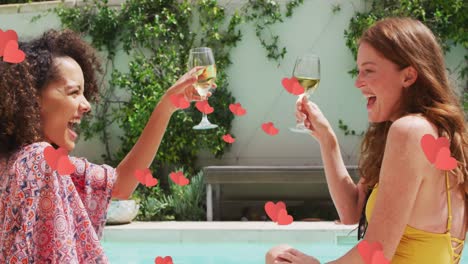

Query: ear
left=402, top=66, right=417, bottom=88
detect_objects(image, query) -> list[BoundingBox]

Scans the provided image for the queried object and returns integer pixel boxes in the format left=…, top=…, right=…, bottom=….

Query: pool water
left=102, top=242, right=353, bottom=264
left=102, top=241, right=468, bottom=263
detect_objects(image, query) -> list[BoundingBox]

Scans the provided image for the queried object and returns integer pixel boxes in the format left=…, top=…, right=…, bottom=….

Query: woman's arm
left=300, top=97, right=365, bottom=224
left=112, top=69, right=199, bottom=199
left=319, top=133, right=366, bottom=224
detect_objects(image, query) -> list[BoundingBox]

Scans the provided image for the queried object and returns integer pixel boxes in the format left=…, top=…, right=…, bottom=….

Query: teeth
left=69, top=119, right=81, bottom=124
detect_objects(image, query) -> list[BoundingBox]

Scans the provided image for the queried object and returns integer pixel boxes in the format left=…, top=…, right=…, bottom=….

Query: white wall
left=0, top=0, right=465, bottom=167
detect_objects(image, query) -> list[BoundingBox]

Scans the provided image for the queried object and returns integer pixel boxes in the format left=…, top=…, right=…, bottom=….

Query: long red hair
left=357, top=18, right=468, bottom=194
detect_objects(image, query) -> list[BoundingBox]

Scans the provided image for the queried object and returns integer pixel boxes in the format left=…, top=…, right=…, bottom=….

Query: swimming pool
left=102, top=242, right=354, bottom=263
left=102, top=222, right=468, bottom=263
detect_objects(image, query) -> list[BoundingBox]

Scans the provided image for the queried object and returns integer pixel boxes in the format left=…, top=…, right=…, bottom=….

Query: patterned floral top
left=0, top=142, right=117, bottom=263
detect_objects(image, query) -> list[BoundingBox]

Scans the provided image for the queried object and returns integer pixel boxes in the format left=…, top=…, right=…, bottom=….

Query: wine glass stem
left=202, top=113, right=208, bottom=121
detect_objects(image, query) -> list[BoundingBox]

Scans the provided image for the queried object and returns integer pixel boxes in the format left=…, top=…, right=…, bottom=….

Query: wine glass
left=188, top=47, right=218, bottom=130
left=289, top=54, right=320, bottom=133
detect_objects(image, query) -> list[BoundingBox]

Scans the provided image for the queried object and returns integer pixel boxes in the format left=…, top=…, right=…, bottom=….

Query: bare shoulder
left=385, top=115, right=437, bottom=176
left=388, top=115, right=438, bottom=143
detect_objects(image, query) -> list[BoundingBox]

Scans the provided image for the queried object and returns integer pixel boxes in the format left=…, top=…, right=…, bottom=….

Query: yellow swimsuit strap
left=446, top=171, right=465, bottom=262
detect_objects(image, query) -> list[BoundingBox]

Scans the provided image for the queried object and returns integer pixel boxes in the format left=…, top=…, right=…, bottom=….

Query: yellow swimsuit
left=365, top=172, right=465, bottom=263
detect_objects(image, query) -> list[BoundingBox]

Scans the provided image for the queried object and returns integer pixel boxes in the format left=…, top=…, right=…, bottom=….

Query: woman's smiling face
left=39, top=56, right=91, bottom=151
left=354, top=42, right=411, bottom=123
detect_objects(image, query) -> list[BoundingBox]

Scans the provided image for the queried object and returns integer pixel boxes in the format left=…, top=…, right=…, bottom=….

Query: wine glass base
left=289, top=127, right=312, bottom=134
left=193, top=123, right=218, bottom=130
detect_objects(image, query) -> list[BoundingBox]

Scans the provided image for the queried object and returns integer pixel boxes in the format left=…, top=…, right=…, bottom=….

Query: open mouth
left=67, top=120, right=80, bottom=140
left=367, top=96, right=377, bottom=109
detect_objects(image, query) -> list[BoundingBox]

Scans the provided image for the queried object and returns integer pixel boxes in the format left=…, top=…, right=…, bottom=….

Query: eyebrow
left=65, top=85, right=83, bottom=91
left=359, top=62, right=376, bottom=67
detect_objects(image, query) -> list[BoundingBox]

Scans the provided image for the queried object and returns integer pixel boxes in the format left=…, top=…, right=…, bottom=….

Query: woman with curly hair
left=0, top=29, right=203, bottom=263
left=266, top=17, right=467, bottom=263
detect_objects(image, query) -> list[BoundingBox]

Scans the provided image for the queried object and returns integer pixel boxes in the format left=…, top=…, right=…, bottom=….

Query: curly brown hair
left=0, top=29, right=102, bottom=158
left=358, top=18, right=468, bottom=194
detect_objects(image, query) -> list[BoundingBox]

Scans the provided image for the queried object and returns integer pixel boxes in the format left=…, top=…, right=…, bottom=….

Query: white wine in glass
left=290, top=54, right=320, bottom=133
left=188, top=47, right=218, bottom=130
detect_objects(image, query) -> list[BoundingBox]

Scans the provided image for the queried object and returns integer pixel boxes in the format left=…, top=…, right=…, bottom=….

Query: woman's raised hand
left=296, top=96, right=334, bottom=144
left=162, top=66, right=216, bottom=112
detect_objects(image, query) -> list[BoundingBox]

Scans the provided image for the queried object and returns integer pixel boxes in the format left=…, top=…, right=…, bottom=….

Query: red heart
left=169, top=94, right=190, bottom=109
left=435, top=147, right=457, bottom=171
left=0, top=29, right=18, bottom=57
left=357, top=240, right=383, bottom=264
left=134, top=168, right=158, bottom=187
left=56, top=156, right=76, bottom=175
left=261, top=122, right=279, bottom=136
left=420, top=134, right=450, bottom=164
left=155, top=256, right=173, bottom=264
left=169, top=171, right=190, bottom=186
left=371, top=250, right=390, bottom=264
left=43, top=146, right=75, bottom=175
left=44, top=146, right=68, bottom=170
left=229, top=103, right=247, bottom=116
left=222, top=134, right=235, bottom=144
left=277, top=209, right=294, bottom=225
left=195, top=100, right=214, bottom=114
left=281, top=77, right=304, bottom=95
left=3, top=40, right=25, bottom=63
left=264, top=201, right=286, bottom=222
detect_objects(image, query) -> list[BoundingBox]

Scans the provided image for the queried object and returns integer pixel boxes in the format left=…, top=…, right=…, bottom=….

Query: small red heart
left=155, top=256, right=173, bottom=264
left=281, top=77, right=304, bottom=95
left=261, top=122, right=279, bottom=136
left=264, top=201, right=286, bottom=222
left=169, top=94, right=190, bottom=109
left=357, top=240, right=383, bottom=264
left=134, top=168, right=158, bottom=187
left=434, top=147, right=457, bottom=171
left=3, top=40, right=25, bottom=63
left=44, top=146, right=69, bottom=170
left=229, top=103, right=247, bottom=116
left=0, top=29, right=18, bottom=57
left=43, top=146, right=75, bottom=175
left=277, top=209, right=294, bottom=225
left=222, top=134, right=235, bottom=144
left=195, top=100, right=214, bottom=114
left=420, top=134, right=450, bottom=164
left=371, top=250, right=390, bottom=264
left=169, top=171, right=190, bottom=186
left=56, top=156, right=76, bottom=175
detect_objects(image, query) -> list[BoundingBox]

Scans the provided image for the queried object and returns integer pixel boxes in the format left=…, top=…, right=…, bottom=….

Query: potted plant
left=106, top=196, right=140, bottom=225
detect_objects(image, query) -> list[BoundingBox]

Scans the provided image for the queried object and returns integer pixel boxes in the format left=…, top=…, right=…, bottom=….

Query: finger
left=277, top=252, right=296, bottom=262
left=295, top=111, right=306, bottom=121
left=274, top=261, right=292, bottom=264
left=185, top=85, right=203, bottom=101
left=304, top=120, right=315, bottom=131
left=286, top=248, right=304, bottom=257
left=189, top=66, right=205, bottom=76
left=211, top=82, right=217, bottom=89
left=174, top=76, right=197, bottom=94
left=296, top=97, right=303, bottom=111
left=301, top=99, right=317, bottom=121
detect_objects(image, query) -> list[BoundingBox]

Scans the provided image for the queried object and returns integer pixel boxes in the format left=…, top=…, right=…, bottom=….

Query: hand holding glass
left=290, top=54, right=320, bottom=133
